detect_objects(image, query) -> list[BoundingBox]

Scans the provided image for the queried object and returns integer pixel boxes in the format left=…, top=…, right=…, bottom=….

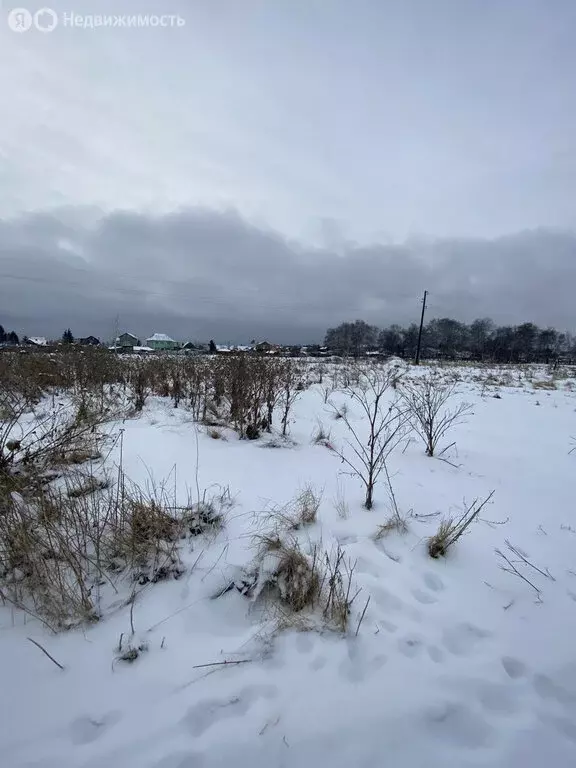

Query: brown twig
left=191, top=658, right=253, bottom=670
left=27, top=637, right=65, bottom=670
left=355, top=595, right=371, bottom=637
left=504, top=539, right=555, bottom=581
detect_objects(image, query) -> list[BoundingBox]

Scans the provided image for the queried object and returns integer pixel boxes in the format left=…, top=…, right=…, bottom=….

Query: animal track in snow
left=373, top=540, right=403, bottom=563
left=295, top=632, right=314, bottom=655
left=356, top=556, right=382, bottom=578
left=183, top=685, right=277, bottom=737
left=475, top=682, right=520, bottom=715
left=309, top=655, right=327, bottom=671
left=397, top=635, right=424, bottom=659
left=423, top=572, right=445, bottom=592
left=378, top=619, right=398, bottom=634
left=69, top=711, right=122, bottom=745
left=370, top=585, right=405, bottom=613
left=411, top=588, right=438, bottom=605
left=442, top=623, right=491, bottom=657
left=338, top=642, right=387, bottom=683
left=427, top=645, right=444, bottom=663
left=152, top=752, right=205, bottom=768
left=423, top=701, right=493, bottom=748
left=501, top=656, right=527, bottom=680
left=532, top=674, right=576, bottom=708
left=542, top=714, right=576, bottom=744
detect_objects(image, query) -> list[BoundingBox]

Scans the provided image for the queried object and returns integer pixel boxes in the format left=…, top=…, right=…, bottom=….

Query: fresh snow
left=2, top=365, right=576, bottom=768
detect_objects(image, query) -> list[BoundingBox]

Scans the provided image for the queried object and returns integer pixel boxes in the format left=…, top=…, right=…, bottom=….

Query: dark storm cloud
left=1, top=208, right=574, bottom=343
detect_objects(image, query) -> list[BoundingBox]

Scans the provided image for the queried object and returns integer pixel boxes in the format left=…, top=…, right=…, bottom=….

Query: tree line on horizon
left=324, top=318, right=576, bottom=363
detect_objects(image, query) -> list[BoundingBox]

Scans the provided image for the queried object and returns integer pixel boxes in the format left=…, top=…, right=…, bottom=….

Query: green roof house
left=146, top=333, right=180, bottom=351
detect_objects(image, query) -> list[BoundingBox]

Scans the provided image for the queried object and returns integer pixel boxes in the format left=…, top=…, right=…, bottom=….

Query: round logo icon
left=7, top=7, right=33, bottom=32
left=34, top=7, right=58, bottom=32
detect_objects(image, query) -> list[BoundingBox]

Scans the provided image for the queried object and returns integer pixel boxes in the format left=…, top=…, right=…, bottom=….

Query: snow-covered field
left=2, top=363, right=576, bottom=768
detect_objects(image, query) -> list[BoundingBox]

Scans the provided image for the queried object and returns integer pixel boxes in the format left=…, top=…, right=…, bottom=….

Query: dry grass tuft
left=333, top=481, right=349, bottom=520
left=261, top=485, right=322, bottom=534
left=532, top=379, right=556, bottom=390
left=375, top=516, right=409, bottom=539
left=427, top=491, right=495, bottom=558
left=311, top=421, right=332, bottom=446
left=207, top=427, right=226, bottom=440
left=66, top=475, right=109, bottom=498
left=240, top=533, right=358, bottom=632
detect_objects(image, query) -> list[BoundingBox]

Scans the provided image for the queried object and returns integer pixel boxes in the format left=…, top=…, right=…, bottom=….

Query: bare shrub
left=330, top=365, right=411, bottom=509
left=0, top=488, right=100, bottom=629
left=320, top=544, right=358, bottom=632
left=401, top=372, right=473, bottom=457
left=278, top=360, right=303, bottom=437
left=0, top=465, right=230, bottom=628
left=428, top=490, right=495, bottom=558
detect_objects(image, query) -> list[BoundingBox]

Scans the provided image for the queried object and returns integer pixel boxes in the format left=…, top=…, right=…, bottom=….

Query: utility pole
left=414, top=290, right=428, bottom=365
left=113, top=314, right=119, bottom=353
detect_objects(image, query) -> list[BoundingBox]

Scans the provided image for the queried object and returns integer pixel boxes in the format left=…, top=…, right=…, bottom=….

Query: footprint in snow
left=475, top=681, right=520, bottom=715
left=411, top=588, right=438, bottom=605
left=339, top=641, right=387, bottom=683
left=501, top=656, right=527, bottom=680
left=69, top=711, right=122, bottom=745
left=427, top=645, right=444, bottom=663
left=423, top=572, right=445, bottom=592
left=397, top=635, right=424, bottom=659
left=152, top=752, right=205, bottom=768
left=378, top=619, right=398, bottom=634
left=309, top=655, right=327, bottom=671
left=356, top=556, right=382, bottom=578
left=442, top=622, right=491, bottom=657
left=532, top=674, right=576, bottom=708
left=541, top=714, right=576, bottom=744
left=295, top=632, right=314, bottom=655
left=182, top=685, right=277, bottom=737
left=423, top=701, right=493, bottom=748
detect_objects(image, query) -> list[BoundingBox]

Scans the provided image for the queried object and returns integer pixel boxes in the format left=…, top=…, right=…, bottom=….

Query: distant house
left=146, top=333, right=180, bottom=351
left=78, top=336, right=101, bottom=346
left=26, top=336, right=48, bottom=347
left=255, top=341, right=279, bottom=354
left=181, top=341, right=209, bottom=354
left=116, top=332, right=140, bottom=349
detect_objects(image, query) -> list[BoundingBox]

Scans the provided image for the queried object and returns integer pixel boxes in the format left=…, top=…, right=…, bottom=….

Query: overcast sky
left=1, top=0, right=575, bottom=342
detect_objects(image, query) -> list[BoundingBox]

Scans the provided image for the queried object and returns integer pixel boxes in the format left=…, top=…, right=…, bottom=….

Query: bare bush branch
left=400, top=372, right=473, bottom=457
left=329, top=364, right=411, bottom=510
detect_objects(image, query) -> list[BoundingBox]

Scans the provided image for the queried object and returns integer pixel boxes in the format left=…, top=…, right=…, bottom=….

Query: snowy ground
left=2, top=364, right=576, bottom=768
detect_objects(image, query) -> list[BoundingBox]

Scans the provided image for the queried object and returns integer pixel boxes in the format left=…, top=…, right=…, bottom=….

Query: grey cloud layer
left=1, top=208, right=574, bottom=342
